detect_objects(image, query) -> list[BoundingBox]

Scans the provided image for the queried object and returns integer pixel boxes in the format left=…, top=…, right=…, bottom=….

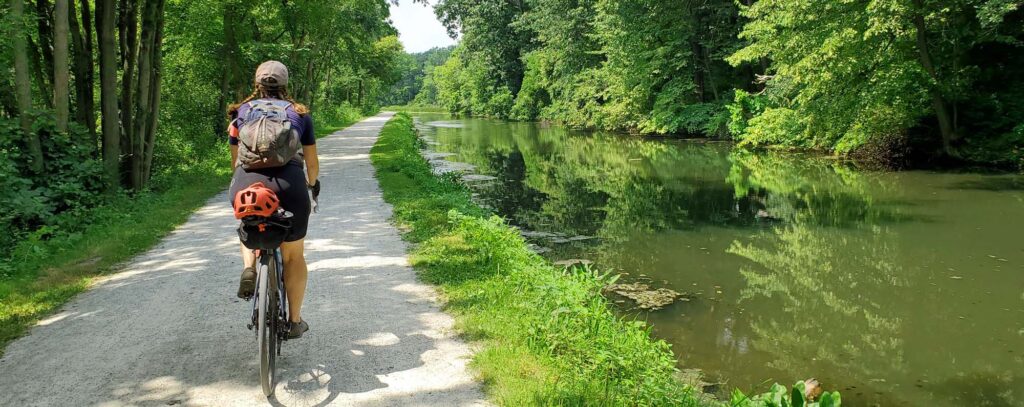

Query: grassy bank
left=371, top=113, right=699, bottom=405
left=372, top=113, right=844, bottom=406
left=0, top=115, right=363, bottom=355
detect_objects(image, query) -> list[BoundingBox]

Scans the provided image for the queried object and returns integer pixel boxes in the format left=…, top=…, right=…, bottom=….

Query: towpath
left=0, top=113, right=487, bottom=406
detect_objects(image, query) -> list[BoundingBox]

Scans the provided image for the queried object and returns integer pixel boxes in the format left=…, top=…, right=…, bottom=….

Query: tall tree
left=54, top=0, right=71, bottom=132
left=118, top=0, right=138, bottom=181
left=12, top=0, right=45, bottom=172
left=96, top=0, right=120, bottom=188
left=911, top=0, right=958, bottom=155
left=131, top=0, right=164, bottom=188
left=69, top=0, right=97, bottom=141
left=141, top=0, right=164, bottom=182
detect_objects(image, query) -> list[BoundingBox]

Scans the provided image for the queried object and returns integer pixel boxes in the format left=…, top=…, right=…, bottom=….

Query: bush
left=315, top=101, right=363, bottom=128
left=726, top=89, right=770, bottom=139
left=739, top=107, right=806, bottom=148
left=0, top=114, right=105, bottom=257
left=645, top=101, right=730, bottom=137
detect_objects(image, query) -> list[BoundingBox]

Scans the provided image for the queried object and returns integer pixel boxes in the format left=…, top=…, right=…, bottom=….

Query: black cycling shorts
left=229, top=165, right=310, bottom=242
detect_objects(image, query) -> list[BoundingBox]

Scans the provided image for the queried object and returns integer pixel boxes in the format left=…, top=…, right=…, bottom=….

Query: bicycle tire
left=257, top=255, right=278, bottom=397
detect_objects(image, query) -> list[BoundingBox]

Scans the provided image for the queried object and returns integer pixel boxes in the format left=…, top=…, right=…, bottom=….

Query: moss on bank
left=370, top=113, right=700, bottom=405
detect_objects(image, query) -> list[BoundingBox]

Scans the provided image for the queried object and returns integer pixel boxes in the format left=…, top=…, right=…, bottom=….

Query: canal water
left=411, top=113, right=1024, bottom=406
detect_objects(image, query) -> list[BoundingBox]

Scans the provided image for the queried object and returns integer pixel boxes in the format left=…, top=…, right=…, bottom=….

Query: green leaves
left=730, top=381, right=842, bottom=407
left=730, top=0, right=1024, bottom=158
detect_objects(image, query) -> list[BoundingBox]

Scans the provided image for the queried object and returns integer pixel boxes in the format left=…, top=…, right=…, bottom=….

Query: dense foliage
left=0, top=0, right=404, bottom=258
left=394, top=0, right=1024, bottom=166
left=0, top=0, right=403, bottom=350
left=379, top=45, right=453, bottom=106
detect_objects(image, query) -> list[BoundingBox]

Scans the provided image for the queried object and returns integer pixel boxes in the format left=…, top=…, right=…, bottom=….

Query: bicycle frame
left=250, top=248, right=290, bottom=345
left=249, top=247, right=290, bottom=396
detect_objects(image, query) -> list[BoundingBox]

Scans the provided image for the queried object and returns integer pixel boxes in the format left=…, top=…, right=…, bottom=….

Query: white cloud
left=389, top=0, right=459, bottom=53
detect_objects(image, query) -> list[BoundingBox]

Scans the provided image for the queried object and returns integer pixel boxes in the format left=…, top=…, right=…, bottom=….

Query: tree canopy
left=0, top=0, right=405, bottom=255
left=393, top=0, right=1024, bottom=167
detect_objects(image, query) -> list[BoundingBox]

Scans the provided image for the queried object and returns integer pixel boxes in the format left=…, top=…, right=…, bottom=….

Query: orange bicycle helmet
left=233, top=182, right=279, bottom=219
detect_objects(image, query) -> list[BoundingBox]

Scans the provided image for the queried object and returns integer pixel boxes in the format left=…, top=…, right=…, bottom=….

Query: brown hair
left=227, top=82, right=309, bottom=119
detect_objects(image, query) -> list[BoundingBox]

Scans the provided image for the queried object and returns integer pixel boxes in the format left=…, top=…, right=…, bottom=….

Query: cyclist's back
left=227, top=60, right=319, bottom=340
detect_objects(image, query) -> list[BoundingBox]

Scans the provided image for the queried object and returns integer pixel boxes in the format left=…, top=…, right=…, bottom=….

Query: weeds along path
left=0, top=113, right=488, bottom=406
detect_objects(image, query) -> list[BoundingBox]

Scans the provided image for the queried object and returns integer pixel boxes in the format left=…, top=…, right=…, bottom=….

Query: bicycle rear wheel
left=257, top=255, right=279, bottom=397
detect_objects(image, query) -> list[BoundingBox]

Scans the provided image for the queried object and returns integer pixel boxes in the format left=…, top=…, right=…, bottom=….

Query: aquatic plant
left=731, top=381, right=841, bottom=407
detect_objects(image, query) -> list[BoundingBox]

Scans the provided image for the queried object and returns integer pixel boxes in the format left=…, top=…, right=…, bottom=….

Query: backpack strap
left=246, top=99, right=292, bottom=109
left=267, top=99, right=293, bottom=109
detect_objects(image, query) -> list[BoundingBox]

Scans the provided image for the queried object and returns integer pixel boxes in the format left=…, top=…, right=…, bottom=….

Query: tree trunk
left=141, top=0, right=165, bottom=184
left=12, top=0, right=45, bottom=173
left=119, top=0, right=139, bottom=185
left=304, top=58, right=314, bottom=107
left=35, top=0, right=57, bottom=107
left=692, top=40, right=706, bottom=103
left=218, top=3, right=240, bottom=136
left=69, top=0, right=97, bottom=142
left=96, top=0, right=120, bottom=189
left=129, top=0, right=157, bottom=190
left=54, top=0, right=70, bottom=132
left=357, top=79, right=364, bottom=107
left=911, top=0, right=958, bottom=156
left=28, top=37, right=54, bottom=109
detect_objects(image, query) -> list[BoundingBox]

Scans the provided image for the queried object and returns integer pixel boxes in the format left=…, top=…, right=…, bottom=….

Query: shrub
left=727, top=90, right=770, bottom=139
left=739, top=107, right=806, bottom=148
left=0, top=114, right=105, bottom=257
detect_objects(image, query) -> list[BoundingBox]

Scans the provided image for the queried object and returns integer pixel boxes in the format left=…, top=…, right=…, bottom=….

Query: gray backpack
left=237, top=100, right=300, bottom=170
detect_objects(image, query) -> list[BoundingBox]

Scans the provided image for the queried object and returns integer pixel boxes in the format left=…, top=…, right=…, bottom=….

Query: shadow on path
left=0, top=113, right=487, bottom=406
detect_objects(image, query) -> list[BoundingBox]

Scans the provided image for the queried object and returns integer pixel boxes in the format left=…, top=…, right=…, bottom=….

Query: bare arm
left=303, top=144, right=319, bottom=186
left=230, top=145, right=238, bottom=170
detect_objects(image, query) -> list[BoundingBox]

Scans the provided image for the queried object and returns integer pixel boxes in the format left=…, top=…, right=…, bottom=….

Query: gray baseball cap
left=255, top=60, right=288, bottom=87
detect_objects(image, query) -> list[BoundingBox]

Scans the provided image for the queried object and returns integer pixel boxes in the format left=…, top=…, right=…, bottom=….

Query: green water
left=412, top=114, right=1024, bottom=407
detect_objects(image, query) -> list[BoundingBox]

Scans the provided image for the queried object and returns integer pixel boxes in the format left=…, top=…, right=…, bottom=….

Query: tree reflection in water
left=415, top=115, right=1024, bottom=406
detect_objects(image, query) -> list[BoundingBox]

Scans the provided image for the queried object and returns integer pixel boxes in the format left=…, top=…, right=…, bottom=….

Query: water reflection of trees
left=728, top=224, right=907, bottom=378
left=424, top=118, right=1024, bottom=405
left=430, top=118, right=910, bottom=238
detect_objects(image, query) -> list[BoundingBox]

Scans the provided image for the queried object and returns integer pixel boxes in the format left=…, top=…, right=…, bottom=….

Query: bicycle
left=234, top=181, right=319, bottom=397
left=240, top=211, right=293, bottom=396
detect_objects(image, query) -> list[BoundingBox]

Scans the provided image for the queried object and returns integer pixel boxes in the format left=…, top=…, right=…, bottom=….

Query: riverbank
left=0, top=115, right=363, bottom=354
left=370, top=113, right=697, bottom=405
left=395, top=105, right=1024, bottom=172
left=372, top=113, right=846, bottom=406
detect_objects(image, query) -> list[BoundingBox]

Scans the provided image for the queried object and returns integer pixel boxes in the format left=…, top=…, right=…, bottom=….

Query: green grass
left=381, top=104, right=450, bottom=113
left=0, top=163, right=232, bottom=353
left=0, top=116, right=365, bottom=356
left=370, top=113, right=703, bottom=406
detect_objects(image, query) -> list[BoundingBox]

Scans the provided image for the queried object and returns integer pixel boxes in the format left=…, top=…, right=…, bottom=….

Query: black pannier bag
left=237, top=211, right=293, bottom=250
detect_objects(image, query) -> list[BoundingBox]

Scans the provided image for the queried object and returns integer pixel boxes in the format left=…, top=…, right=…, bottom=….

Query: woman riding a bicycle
left=228, top=61, right=318, bottom=339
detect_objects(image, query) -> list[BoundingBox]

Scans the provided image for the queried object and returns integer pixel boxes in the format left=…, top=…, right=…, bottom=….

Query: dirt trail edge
left=0, top=113, right=489, bottom=407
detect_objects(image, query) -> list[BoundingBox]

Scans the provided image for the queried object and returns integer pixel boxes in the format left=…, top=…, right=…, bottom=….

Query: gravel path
left=0, top=113, right=488, bottom=406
